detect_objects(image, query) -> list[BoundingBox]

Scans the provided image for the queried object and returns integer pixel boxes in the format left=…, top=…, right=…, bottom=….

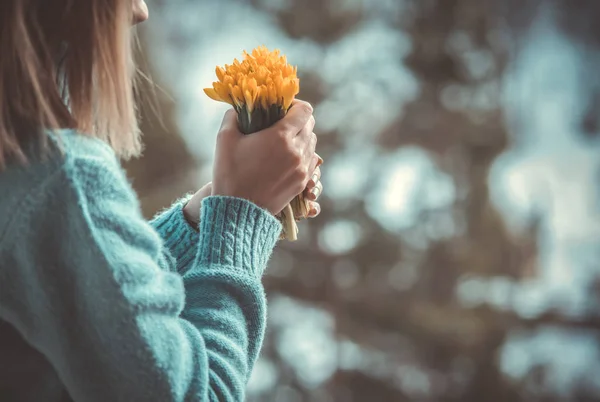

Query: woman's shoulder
left=52, top=129, right=120, bottom=167
left=55, top=130, right=138, bottom=206
left=0, top=130, right=133, bottom=233
left=1, top=129, right=121, bottom=187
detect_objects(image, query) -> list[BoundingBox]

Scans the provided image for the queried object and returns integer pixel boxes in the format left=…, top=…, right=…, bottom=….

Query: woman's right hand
left=211, top=100, right=319, bottom=215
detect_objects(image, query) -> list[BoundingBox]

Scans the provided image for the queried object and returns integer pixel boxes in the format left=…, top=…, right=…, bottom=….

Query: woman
left=0, top=1, right=322, bottom=401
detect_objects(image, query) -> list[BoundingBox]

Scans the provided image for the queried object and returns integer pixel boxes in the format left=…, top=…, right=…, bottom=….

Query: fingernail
left=310, top=203, right=321, bottom=217
left=308, top=173, right=319, bottom=189
left=310, top=186, right=321, bottom=200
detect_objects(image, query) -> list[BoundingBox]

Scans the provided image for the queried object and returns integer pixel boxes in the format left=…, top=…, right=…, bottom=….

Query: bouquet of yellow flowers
left=204, top=46, right=315, bottom=241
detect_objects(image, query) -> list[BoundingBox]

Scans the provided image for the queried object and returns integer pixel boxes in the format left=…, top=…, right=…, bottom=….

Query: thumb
left=217, top=109, right=241, bottom=144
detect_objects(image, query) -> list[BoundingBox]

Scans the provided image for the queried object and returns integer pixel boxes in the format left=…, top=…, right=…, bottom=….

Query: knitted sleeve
left=0, top=146, right=281, bottom=402
left=149, top=194, right=199, bottom=273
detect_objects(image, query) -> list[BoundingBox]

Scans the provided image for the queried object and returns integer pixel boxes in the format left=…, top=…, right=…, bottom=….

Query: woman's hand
left=182, top=182, right=212, bottom=227
left=211, top=101, right=319, bottom=215
left=183, top=172, right=323, bottom=226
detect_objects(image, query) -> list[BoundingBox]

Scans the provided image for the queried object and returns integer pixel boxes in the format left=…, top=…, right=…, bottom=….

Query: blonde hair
left=0, top=0, right=141, bottom=167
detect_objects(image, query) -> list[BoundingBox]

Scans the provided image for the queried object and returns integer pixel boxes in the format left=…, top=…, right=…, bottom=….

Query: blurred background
left=128, top=0, right=600, bottom=401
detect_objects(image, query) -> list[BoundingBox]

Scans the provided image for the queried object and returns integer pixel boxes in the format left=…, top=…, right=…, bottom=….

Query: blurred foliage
left=129, top=0, right=600, bottom=401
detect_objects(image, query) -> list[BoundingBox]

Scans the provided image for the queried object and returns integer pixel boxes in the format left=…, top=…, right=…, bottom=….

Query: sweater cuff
left=197, top=196, right=282, bottom=278
left=150, top=194, right=199, bottom=272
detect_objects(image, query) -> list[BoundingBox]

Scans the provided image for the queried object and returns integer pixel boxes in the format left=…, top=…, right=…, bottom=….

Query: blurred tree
left=130, top=0, right=600, bottom=400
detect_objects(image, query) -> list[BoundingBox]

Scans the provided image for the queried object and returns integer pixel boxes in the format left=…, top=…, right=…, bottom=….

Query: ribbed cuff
left=150, top=194, right=199, bottom=272
left=198, top=196, right=282, bottom=278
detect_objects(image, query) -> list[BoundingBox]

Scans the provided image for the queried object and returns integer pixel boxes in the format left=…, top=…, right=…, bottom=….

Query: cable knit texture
left=0, top=130, right=282, bottom=402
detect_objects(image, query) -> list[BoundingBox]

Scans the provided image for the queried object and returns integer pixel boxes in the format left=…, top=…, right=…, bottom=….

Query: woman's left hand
left=182, top=182, right=212, bottom=228
left=183, top=168, right=323, bottom=226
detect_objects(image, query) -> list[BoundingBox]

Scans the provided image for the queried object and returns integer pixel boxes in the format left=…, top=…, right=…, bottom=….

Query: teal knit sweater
left=0, top=130, right=282, bottom=401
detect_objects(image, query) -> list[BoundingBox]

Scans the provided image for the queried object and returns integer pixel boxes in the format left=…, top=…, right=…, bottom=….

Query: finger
left=197, top=181, right=213, bottom=199
left=306, top=132, right=319, bottom=159
left=307, top=202, right=321, bottom=218
left=298, top=116, right=316, bottom=139
left=219, top=108, right=239, bottom=132
left=272, top=100, right=313, bottom=138
left=299, top=130, right=317, bottom=164
left=307, top=166, right=321, bottom=189
left=307, top=153, right=320, bottom=176
left=307, top=180, right=323, bottom=201
left=316, top=153, right=324, bottom=167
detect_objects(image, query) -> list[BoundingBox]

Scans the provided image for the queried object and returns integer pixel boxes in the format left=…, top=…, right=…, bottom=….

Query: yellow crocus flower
left=203, top=46, right=300, bottom=117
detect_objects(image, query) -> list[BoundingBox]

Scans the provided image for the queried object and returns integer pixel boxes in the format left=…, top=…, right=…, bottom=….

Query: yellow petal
left=284, top=64, right=296, bottom=78
left=236, top=72, right=244, bottom=85
left=227, top=64, right=238, bottom=75
left=274, top=74, right=283, bottom=88
left=244, top=90, right=255, bottom=114
left=216, top=66, right=226, bottom=82
left=204, top=87, right=222, bottom=102
left=232, top=85, right=244, bottom=105
left=258, top=85, right=269, bottom=110
left=223, top=75, right=234, bottom=87
left=282, top=77, right=299, bottom=110
left=247, top=77, right=258, bottom=94
left=226, top=85, right=238, bottom=107
left=267, top=83, right=278, bottom=105
left=207, top=46, right=300, bottom=111
left=253, top=45, right=269, bottom=59
left=214, top=82, right=233, bottom=105
left=256, top=66, right=269, bottom=86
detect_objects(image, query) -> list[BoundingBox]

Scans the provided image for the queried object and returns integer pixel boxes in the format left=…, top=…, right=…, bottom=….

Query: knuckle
left=282, top=136, right=296, bottom=152
left=289, top=151, right=303, bottom=167
left=216, top=128, right=229, bottom=143
left=303, top=104, right=314, bottom=115
left=297, top=100, right=313, bottom=115
left=276, top=127, right=288, bottom=141
left=278, top=123, right=295, bottom=138
left=294, top=165, right=309, bottom=182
